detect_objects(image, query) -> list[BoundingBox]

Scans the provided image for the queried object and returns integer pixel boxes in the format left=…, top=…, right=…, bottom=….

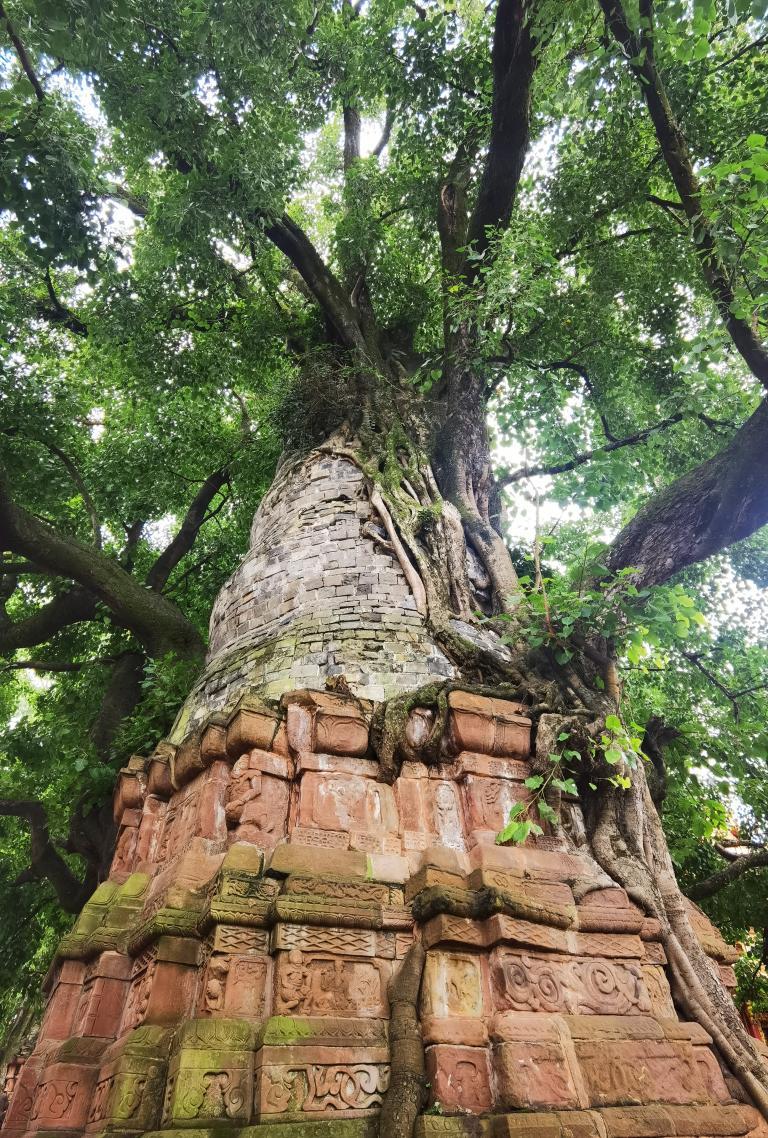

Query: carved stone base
left=2, top=690, right=758, bottom=1137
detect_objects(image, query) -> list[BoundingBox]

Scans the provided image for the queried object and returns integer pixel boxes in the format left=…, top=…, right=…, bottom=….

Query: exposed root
left=371, top=679, right=531, bottom=784
left=587, top=769, right=768, bottom=1119
left=378, top=940, right=427, bottom=1138
left=370, top=487, right=427, bottom=615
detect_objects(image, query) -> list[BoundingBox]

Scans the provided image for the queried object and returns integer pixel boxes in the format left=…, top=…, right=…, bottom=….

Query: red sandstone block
left=488, top=1114, right=575, bottom=1137
left=420, top=1014, right=488, bottom=1047
left=145, top=755, right=172, bottom=801
left=663, top=1103, right=754, bottom=1135
left=283, top=690, right=371, bottom=757
left=494, top=1038, right=583, bottom=1110
left=485, top=913, right=570, bottom=952
left=226, top=700, right=288, bottom=760
left=174, top=729, right=206, bottom=785
left=112, top=766, right=147, bottom=823
left=469, top=841, right=588, bottom=883
left=29, top=1061, right=98, bottom=1130
left=600, top=1105, right=677, bottom=1136
left=451, top=751, right=532, bottom=781
left=200, top=718, right=228, bottom=763
left=490, top=1011, right=564, bottom=1043
left=565, top=1015, right=664, bottom=1041
left=445, top=690, right=531, bottom=759
left=566, top=930, right=647, bottom=959
left=425, top=1044, right=493, bottom=1114
left=421, top=951, right=486, bottom=1019
left=421, top=915, right=486, bottom=950
left=693, top=1044, right=730, bottom=1103
left=575, top=1038, right=707, bottom=1107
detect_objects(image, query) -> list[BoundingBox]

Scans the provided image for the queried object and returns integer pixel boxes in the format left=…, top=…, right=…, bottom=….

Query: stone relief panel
left=257, top=1062, right=390, bottom=1116
left=120, top=949, right=156, bottom=1034
left=274, top=950, right=389, bottom=1017
left=297, top=771, right=398, bottom=837
left=425, top=1045, right=492, bottom=1114
left=575, top=1039, right=706, bottom=1106
left=225, top=757, right=290, bottom=849
left=421, top=952, right=485, bottom=1019
left=462, top=774, right=527, bottom=835
left=157, top=784, right=200, bottom=863
left=491, top=951, right=652, bottom=1016
left=430, top=781, right=466, bottom=851
left=494, top=1039, right=581, bottom=1110
left=199, top=952, right=270, bottom=1020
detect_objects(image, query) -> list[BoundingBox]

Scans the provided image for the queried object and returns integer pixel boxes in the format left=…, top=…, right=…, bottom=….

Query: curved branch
left=0, top=468, right=203, bottom=660
left=687, top=849, right=768, bottom=902
left=145, top=467, right=229, bottom=592
left=0, top=800, right=93, bottom=913
left=608, top=399, right=768, bottom=587
left=35, top=269, right=89, bottom=338
left=0, top=587, right=97, bottom=652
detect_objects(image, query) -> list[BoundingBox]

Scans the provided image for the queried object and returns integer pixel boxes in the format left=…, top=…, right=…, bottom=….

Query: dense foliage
left=1, top=0, right=767, bottom=1042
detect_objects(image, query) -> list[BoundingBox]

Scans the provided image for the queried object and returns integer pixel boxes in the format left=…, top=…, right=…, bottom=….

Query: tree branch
left=687, top=848, right=768, bottom=902
left=600, top=0, right=768, bottom=393
left=0, top=587, right=97, bottom=653
left=0, top=799, right=93, bottom=913
left=35, top=269, right=89, bottom=338
left=0, top=466, right=203, bottom=659
left=465, top=0, right=540, bottom=265
left=0, top=658, right=112, bottom=674
left=40, top=441, right=101, bottom=548
left=145, top=466, right=229, bottom=592
left=0, top=1, right=45, bottom=102
left=502, top=413, right=685, bottom=484
left=607, top=398, right=768, bottom=587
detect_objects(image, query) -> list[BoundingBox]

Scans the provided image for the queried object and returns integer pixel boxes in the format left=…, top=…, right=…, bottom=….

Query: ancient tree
left=1, top=0, right=768, bottom=1132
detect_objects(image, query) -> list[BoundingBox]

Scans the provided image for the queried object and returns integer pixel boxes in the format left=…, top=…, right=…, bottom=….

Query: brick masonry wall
left=173, top=450, right=454, bottom=736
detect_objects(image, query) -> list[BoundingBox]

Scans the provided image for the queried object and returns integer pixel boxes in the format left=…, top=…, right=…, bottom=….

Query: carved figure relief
left=158, top=785, right=198, bottom=861
left=122, top=952, right=156, bottom=1032
left=463, top=774, right=523, bottom=832
left=496, top=1041, right=579, bottom=1109
left=432, top=782, right=464, bottom=850
left=202, top=956, right=230, bottom=1013
left=276, top=950, right=386, bottom=1017
left=299, top=772, right=397, bottom=836
left=494, top=952, right=651, bottom=1016
left=225, top=758, right=289, bottom=846
left=422, top=953, right=483, bottom=1018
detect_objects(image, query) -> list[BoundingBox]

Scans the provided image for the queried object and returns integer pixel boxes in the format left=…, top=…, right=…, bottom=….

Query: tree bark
left=608, top=399, right=768, bottom=586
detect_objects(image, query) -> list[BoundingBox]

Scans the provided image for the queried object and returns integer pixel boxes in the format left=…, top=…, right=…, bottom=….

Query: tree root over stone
left=378, top=940, right=427, bottom=1138
left=587, top=767, right=768, bottom=1118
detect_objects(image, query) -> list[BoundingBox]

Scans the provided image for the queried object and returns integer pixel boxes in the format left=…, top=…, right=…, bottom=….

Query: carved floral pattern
left=495, top=952, right=651, bottom=1015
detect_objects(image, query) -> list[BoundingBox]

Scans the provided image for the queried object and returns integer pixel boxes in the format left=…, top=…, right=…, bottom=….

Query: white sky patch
left=144, top=515, right=177, bottom=550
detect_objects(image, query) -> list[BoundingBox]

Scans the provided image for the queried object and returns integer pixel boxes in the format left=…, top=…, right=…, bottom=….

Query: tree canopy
left=1, top=0, right=768, bottom=1046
